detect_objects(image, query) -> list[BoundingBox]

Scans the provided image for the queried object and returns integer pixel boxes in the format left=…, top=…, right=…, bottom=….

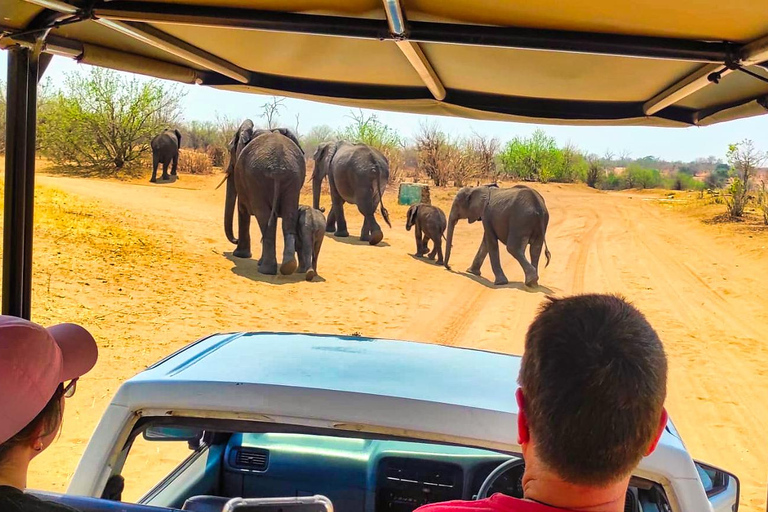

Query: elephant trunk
left=312, top=164, right=324, bottom=212
left=443, top=208, right=460, bottom=269
left=224, top=171, right=238, bottom=245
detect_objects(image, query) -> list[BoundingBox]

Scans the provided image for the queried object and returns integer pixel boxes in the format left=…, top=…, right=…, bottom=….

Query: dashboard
left=217, top=433, right=670, bottom=512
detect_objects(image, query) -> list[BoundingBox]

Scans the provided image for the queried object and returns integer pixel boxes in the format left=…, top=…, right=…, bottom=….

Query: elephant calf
left=406, top=204, right=447, bottom=265
left=296, top=206, right=326, bottom=281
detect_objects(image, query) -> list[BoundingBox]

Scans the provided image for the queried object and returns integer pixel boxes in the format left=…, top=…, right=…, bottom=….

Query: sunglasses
left=63, top=379, right=78, bottom=399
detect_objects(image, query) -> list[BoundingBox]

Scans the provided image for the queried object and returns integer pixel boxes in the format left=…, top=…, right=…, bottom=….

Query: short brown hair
left=0, top=385, right=64, bottom=464
left=519, top=294, right=667, bottom=485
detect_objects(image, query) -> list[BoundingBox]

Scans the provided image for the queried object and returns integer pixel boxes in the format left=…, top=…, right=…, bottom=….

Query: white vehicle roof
left=76, top=333, right=709, bottom=511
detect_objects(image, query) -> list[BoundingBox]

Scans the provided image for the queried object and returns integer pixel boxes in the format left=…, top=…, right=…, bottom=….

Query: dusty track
left=19, top=173, right=768, bottom=511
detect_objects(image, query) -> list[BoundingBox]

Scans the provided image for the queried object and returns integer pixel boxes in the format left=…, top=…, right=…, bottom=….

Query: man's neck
left=0, top=450, right=30, bottom=491
left=523, top=472, right=630, bottom=512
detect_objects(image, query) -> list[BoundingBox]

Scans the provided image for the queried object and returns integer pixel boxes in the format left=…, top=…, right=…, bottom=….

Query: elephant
left=312, top=141, right=391, bottom=245
left=296, top=205, right=326, bottom=281
left=406, top=203, right=447, bottom=265
left=150, top=129, right=181, bottom=183
left=223, top=119, right=306, bottom=276
left=444, top=185, right=551, bottom=287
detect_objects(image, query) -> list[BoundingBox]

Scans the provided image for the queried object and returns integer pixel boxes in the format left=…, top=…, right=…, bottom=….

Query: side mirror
left=143, top=426, right=204, bottom=449
left=695, top=460, right=739, bottom=512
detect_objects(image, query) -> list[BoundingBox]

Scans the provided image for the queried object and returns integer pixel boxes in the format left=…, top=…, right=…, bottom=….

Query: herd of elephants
left=150, top=124, right=552, bottom=286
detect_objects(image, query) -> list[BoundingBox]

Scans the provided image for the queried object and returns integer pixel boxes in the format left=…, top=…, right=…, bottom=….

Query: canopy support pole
left=3, top=46, right=40, bottom=319
left=382, top=0, right=445, bottom=101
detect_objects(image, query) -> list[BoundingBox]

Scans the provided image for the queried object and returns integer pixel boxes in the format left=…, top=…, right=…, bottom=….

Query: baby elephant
left=296, top=206, right=326, bottom=281
left=406, top=203, right=447, bottom=265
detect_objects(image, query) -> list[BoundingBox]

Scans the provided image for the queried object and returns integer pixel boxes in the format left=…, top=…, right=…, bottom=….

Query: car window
left=120, top=435, right=196, bottom=503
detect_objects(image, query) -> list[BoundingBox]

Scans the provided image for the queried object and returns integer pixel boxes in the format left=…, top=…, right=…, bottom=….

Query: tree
left=39, top=68, right=183, bottom=175
left=725, top=139, right=766, bottom=218
left=468, top=132, right=500, bottom=180
left=339, top=110, right=404, bottom=182
left=414, top=121, right=450, bottom=186
left=302, top=125, right=335, bottom=157
left=260, top=96, right=286, bottom=129
left=586, top=154, right=603, bottom=188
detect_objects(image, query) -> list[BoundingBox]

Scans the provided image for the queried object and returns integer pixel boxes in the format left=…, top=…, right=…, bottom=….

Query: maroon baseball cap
left=0, top=316, right=98, bottom=445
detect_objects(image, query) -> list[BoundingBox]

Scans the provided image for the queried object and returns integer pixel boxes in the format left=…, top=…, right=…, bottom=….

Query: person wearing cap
left=0, top=316, right=98, bottom=512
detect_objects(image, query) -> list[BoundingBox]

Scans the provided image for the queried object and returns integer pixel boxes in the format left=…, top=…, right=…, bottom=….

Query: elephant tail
left=375, top=170, right=392, bottom=228
left=268, top=179, right=280, bottom=229
left=544, top=239, right=551, bottom=268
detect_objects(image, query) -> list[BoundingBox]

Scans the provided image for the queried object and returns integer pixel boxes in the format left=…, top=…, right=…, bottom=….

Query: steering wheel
left=476, top=458, right=526, bottom=500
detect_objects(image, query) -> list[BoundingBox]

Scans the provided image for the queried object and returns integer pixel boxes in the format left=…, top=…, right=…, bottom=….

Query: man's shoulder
left=416, top=495, right=573, bottom=512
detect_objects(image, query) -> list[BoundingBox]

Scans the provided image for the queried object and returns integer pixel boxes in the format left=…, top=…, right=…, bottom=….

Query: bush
left=178, top=149, right=213, bottom=174
left=625, top=164, right=661, bottom=189
left=499, top=131, right=586, bottom=183
left=667, top=172, right=705, bottom=191
left=338, top=110, right=404, bottom=183
left=206, top=145, right=227, bottom=167
left=725, top=140, right=766, bottom=218
left=39, top=68, right=183, bottom=175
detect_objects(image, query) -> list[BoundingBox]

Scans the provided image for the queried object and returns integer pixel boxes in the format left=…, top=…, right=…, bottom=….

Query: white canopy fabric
left=2, top=0, right=768, bottom=126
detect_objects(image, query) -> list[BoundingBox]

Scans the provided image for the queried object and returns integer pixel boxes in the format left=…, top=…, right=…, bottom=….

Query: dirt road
left=20, top=172, right=768, bottom=511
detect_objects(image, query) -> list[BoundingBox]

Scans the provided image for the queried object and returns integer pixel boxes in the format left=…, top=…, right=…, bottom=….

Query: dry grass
left=178, top=149, right=213, bottom=175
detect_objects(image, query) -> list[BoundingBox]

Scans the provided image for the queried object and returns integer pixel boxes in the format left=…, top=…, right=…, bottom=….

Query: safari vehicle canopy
left=2, top=1, right=768, bottom=312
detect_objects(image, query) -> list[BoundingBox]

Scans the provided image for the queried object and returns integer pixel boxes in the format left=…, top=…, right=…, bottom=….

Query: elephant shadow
left=408, top=254, right=444, bottom=266
left=223, top=252, right=327, bottom=284
left=447, top=267, right=555, bottom=294
left=327, top=234, right=391, bottom=248
left=150, top=175, right=179, bottom=185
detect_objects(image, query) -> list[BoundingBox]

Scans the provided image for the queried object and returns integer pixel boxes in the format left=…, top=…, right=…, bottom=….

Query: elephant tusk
left=215, top=173, right=230, bottom=190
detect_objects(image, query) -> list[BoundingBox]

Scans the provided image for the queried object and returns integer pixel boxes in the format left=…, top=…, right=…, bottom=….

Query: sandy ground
left=4, top=167, right=766, bottom=511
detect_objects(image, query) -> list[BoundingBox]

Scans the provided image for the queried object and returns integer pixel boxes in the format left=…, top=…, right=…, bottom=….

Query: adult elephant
left=444, top=185, right=551, bottom=287
left=223, top=119, right=306, bottom=275
left=150, top=129, right=181, bottom=183
left=312, top=141, right=391, bottom=245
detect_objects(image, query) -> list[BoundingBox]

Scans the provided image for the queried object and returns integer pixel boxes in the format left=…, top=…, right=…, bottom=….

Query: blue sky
left=3, top=53, right=768, bottom=162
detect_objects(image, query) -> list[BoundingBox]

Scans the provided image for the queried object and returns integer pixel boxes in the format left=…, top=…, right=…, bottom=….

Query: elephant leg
left=150, top=154, right=159, bottom=183
left=255, top=209, right=278, bottom=275
left=413, top=226, right=424, bottom=256
left=356, top=185, right=383, bottom=245
left=325, top=207, right=337, bottom=233
left=330, top=186, right=349, bottom=238
left=279, top=199, right=299, bottom=276
left=507, top=235, right=537, bottom=287
left=161, top=161, right=170, bottom=181
left=467, top=239, right=488, bottom=276
left=171, top=153, right=179, bottom=176
left=233, top=203, right=252, bottom=259
left=310, top=237, right=323, bottom=281
left=435, top=237, right=444, bottom=266
left=528, top=237, right=545, bottom=287
left=485, top=224, right=508, bottom=286
left=427, top=236, right=438, bottom=260
left=296, top=229, right=308, bottom=274
left=360, top=216, right=371, bottom=242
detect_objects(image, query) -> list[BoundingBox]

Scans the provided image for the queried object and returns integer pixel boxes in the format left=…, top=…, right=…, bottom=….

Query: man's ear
left=516, top=388, right=530, bottom=445
left=645, top=407, right=669, bottom=456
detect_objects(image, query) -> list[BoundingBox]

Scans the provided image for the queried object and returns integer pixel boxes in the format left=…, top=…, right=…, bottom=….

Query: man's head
left=517, top=294, right=668, bottom=487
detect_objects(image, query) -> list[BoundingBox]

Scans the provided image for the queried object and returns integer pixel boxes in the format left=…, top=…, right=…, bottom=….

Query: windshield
left=113, top=423, right=670, bottom=512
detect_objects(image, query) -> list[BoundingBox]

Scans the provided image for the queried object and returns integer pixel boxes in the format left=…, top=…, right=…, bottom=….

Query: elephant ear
left=406, top=205, right=418, bottom=230
left=174, top=129, right=182, bottom=146
left=273, top=128, right=303, bottom=153
left=467, top=187, right=490, bottom=223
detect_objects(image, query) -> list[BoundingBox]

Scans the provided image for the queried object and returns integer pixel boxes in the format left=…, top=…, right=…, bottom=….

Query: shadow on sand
left=224, top=252, right=326, bottom=284
left=444, top=266, right=555, bottom=294
left=326, top=233, right=391, bottom=248
left=150, top=175, right=180, bottom=185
